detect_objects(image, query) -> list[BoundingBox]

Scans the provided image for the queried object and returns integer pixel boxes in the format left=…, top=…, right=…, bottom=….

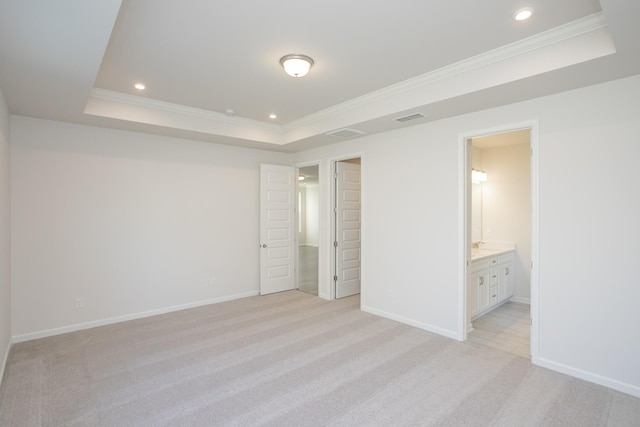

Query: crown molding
left=89, top=88, right=283, bottom=134
left=283, top=12, right=607, bottom=132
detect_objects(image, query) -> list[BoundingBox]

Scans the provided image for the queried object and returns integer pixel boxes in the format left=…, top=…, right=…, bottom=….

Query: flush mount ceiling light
left=280, top=54, right=314, bottom=77
left=514, top=7, right=534, bottom=21
left=134, top=83, right=145, bottom=90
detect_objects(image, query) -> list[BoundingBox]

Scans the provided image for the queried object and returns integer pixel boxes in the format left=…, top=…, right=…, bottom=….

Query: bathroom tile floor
left=468, top=301, right=530, bottom=359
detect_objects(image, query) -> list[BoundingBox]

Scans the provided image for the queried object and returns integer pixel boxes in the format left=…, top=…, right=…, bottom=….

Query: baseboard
left=510, top=296, right=531, bottom=304
left=361, top=305, right=459, bottom=341
left=12, top=291, right=259, bottom=343
left=0, top=337, right=10, bottom=387
left=536, top=356, right=640, bottom=398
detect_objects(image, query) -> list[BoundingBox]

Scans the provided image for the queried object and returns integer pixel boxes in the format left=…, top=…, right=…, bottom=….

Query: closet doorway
left=297, top=165, right=320, bottom=296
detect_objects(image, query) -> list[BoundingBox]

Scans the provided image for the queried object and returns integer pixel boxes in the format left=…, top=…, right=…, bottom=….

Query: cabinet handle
left=505, top=267, right=509, bottom=275
left=479, top=277, right=484, bottom=285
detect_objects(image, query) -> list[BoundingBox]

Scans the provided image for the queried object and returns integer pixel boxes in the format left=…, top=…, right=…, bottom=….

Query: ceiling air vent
left=394, top=112, right=425, bottom=123
left=326, top=128, right=365, bottom=138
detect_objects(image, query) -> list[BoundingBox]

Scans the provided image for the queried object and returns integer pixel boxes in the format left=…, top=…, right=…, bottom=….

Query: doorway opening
left=332, top=157, right=361, bottom=299
left=463, top=125, right=538, bottom=360
left=297, top=165, right=320, bottom=296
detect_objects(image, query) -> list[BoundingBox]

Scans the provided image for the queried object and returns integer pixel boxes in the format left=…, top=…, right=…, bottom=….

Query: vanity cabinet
left=469, top=251, right=514, bottom=320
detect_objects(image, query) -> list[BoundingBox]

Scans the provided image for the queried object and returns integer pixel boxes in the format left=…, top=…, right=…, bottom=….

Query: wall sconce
left=472, top=169, right=487, bottom=184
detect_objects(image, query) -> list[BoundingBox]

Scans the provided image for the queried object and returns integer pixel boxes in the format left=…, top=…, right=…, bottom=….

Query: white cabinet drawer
left=490, top=286, right=498, bottom=304
left=490, top=268, right=498, bottom=285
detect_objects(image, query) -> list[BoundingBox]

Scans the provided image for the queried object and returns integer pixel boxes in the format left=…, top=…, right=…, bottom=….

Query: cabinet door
left=469, top=269, right=491, bottom=318
left=477, top=271, right=490, bottom=313
left=498, top=262, right=514, bottom=301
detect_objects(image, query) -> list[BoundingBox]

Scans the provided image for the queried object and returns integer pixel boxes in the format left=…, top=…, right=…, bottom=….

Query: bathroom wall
left=481, top=142, right=531, bottom=302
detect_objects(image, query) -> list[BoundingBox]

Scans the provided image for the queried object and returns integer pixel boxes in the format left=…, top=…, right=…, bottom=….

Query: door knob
left=261, top=244, right=267, bottom=248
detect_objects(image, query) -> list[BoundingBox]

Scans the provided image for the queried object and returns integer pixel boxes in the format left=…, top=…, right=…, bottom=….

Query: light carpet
left=1, top=291, right=639, bottom=426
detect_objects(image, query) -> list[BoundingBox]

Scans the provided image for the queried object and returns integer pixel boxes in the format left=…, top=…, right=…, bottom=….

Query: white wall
left=0, top=89, right=11, bottom=384
left=480, top=143, right=531, bottom=302
left=295, top=74, right=640, bottom=397
left=10, top=117, right=292, bottom=340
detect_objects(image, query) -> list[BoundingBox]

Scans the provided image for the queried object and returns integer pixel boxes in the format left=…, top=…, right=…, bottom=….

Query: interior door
left=260, top=164, right=296, bottom=295
left=335, top=161, right=361, bottom=298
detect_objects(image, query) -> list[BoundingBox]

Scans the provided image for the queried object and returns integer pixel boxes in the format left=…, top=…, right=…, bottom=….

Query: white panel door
left=335, top=161, right=361, bottom=298
left=260, top=164, right=296, bottom=295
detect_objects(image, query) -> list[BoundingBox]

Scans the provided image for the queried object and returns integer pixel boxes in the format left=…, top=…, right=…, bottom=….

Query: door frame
left=458, top=120, right=540, bottom=364
left=328, top=153, right=364, bottom=301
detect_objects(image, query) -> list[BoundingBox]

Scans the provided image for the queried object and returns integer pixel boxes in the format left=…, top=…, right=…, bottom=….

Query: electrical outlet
left=75, top=297, right=84, bottom=309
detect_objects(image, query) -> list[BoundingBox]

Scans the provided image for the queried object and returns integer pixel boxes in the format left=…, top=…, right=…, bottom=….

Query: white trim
left=12, top=291, right=259, bottom=344
left=0, top=337, right=11, bottom=386
left=537, top=357, right=640, bottom=399
left=510, top=296, right=531, bottom=305
left=529, top=123, right=541, bottom=365
left=457, top=135, right=469, bottom=341
left=90, top=88, right=283, bottom=133
left=362, top=305, right=459, bottom=341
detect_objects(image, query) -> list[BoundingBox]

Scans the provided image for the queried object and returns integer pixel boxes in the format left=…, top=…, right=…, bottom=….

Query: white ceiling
left=1, top=0, right=639, bottom=152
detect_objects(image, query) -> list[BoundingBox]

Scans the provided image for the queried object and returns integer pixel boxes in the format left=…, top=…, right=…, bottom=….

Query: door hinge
left=334, top=241, right=338, bottom=247
left=333, top=172, right=338, bottom=179
left=333, top=275, right=338, bottom=282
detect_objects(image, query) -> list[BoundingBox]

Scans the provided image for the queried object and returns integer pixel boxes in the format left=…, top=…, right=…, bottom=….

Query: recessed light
left=298, top=176, right=305, bottom=181
left=269, top=113, right=277, bottom=119
left=134, top=83, right=145, bottom=90
left=224, top=108, right=235, bottom=115
left=514, top=7, right=533, bottom=21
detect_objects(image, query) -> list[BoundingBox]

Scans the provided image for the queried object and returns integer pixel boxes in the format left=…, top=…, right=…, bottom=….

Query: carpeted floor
left=1, top=291, right=639, bottom=426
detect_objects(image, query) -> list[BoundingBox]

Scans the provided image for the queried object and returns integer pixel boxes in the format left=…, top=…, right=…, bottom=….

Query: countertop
left=471, top=246, right=514, bottom=261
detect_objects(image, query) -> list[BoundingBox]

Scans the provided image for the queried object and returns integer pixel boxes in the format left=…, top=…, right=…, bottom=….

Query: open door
left=334, top=160, right=361, bottom=298
left=260, top=164, right=296, bottom=295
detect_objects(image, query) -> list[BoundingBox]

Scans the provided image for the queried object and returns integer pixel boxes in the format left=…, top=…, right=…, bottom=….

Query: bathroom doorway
left=297, top=165, right=320, bottom=296
left=462, top=124, right=538, bottom=360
